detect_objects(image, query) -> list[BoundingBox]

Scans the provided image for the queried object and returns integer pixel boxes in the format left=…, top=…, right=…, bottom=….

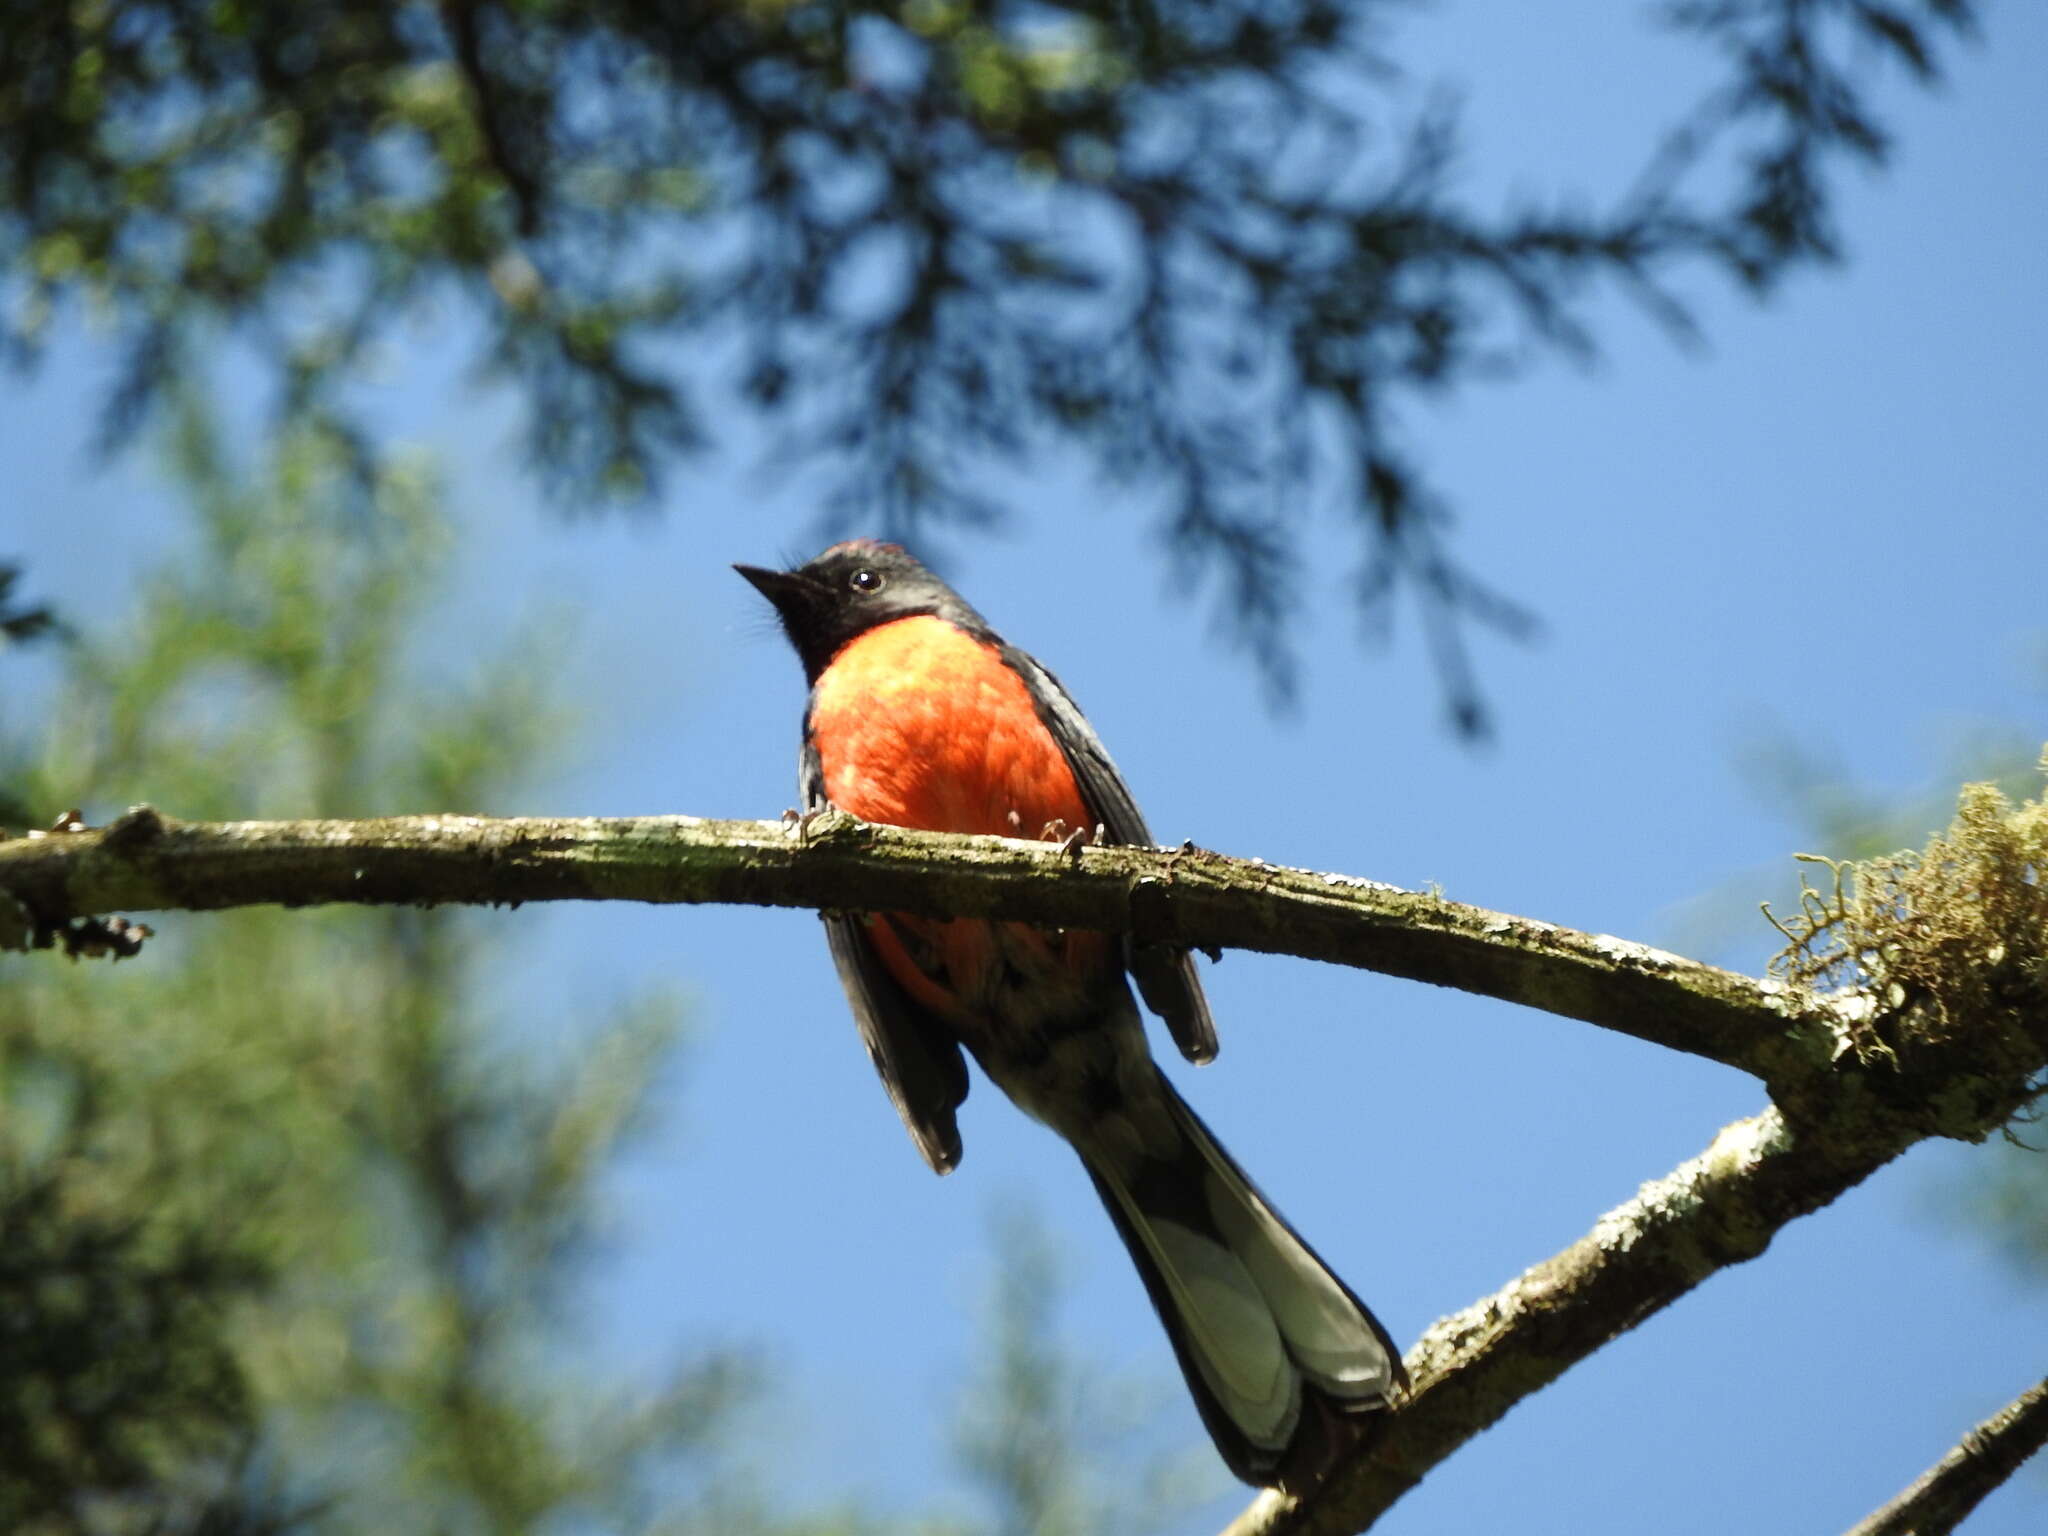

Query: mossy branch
left=4, top=774, right=2046, bottom=1536
left=1220, top=1090, right=2035, bottom=1536
left=1219, top=766, right=2048, bottom=1536
left=3, top=803, right=1820, bottom=1084
left=1841, top=1376, right=2048, bottom=1536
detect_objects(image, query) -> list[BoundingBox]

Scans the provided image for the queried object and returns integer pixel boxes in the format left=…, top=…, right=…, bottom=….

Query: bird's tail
left=1078, top=1072, right=1404, bottom=1490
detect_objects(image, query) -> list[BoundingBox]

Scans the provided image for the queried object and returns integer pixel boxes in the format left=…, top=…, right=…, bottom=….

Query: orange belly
left=809, top=615, right=1105, bottom=1014
left=810, top=615, right=1090, bottom=837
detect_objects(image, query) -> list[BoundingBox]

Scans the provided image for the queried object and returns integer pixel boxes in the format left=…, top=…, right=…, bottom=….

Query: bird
left=737, top=540, right=1403, bottom=1489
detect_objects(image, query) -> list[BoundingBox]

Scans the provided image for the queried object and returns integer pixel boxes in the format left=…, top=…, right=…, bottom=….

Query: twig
left=1842, top=1377, right=2048, bottom=1536
left=441, top=0, right=543, bottom=237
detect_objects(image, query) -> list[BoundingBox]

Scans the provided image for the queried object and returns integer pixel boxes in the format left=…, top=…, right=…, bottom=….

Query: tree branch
left=1, top=805, right=1823, bottom=1084
left=5, top=803, right=2042, bottom=1536
left=440, top=0, right=544, bottom=239
left=1842, top=1377, right=2048, bottom=1536
left=1221, top=1105, right=1908, bottom=1536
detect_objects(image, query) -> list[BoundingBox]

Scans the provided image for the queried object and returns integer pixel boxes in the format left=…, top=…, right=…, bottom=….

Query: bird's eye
left=849, top=568, right=885, bottom=594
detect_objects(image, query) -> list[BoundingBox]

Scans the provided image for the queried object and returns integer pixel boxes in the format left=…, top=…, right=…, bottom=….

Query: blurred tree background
left=0, top=407, right=1194, bottom=1533
left=4, top=0, right=2041, bottom=1528
left=0, top=0, right=1987, bottom=724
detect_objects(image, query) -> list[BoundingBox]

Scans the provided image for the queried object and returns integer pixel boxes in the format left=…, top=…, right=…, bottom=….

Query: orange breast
left=809, top=615, right=1090, bottom=839
left=809, top=616, right=1104, bottom=1017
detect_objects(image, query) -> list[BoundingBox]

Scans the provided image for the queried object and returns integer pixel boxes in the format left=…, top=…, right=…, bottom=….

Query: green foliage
left=0, top=563, right=64, bottom=825
left=953, top=1205, right=1212, bottom=1536
left=0, top=1144, right=257, bottom=1523
left=1742, top=727, right=2045, bottom=869
left=0, top=0, right=1980, bottom=726
left=0, top=403, right=728, bottom=1533
left=0, top=399, right=1195, bottom=1532
left=0, top=563, right=56, bottom=648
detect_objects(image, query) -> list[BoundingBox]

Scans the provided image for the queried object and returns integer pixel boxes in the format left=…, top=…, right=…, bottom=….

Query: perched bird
left=738, top=540, right=1403, bottom=1488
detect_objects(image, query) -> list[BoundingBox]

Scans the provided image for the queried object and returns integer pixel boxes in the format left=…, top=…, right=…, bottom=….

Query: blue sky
left=6, top=3, right=2047, bottom=1532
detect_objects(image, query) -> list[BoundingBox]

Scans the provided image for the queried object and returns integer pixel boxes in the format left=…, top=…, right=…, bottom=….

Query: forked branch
left=3, top=797, right=2044, bottom=1536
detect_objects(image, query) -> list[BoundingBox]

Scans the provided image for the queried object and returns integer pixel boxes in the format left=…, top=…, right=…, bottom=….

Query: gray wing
left=803, top=735, right=970, bottom=1174
left=998, top=644, right=1219, bottom=1065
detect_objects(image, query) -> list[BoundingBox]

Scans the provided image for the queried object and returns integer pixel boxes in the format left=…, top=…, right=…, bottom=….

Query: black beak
left=734, top=563, right=817, bottom=615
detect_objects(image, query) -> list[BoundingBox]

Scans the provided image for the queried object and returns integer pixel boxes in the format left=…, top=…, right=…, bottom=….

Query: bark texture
left=1842, top=1378, right=2048, bottom=1536
left=0, top=806, right=1819, bottom=1078
left=4, top=804, right=2044, bottom=1536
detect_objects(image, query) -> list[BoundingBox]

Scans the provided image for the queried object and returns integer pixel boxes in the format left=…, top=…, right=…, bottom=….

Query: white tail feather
left=1081, top=1079, right=1399, bottom=1484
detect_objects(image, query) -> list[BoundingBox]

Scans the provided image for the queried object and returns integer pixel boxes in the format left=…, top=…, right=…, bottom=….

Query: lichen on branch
left=1765, top=755, right=2048, bottom=1118
left=5, top=775, right=2048, bottom=1536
